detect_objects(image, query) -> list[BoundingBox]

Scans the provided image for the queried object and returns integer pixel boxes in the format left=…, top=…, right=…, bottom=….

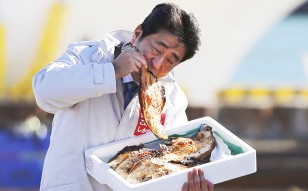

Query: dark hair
left=140, top=3, right=201, bottom=62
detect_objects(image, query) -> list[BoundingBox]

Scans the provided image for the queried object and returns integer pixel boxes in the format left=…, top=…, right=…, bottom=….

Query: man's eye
left=167, top=59, right=175, bottom=66
left=153, top=47, right=160, bottom=54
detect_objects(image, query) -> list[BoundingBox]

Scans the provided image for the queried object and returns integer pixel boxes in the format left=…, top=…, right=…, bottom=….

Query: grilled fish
left=126, top=158, right=187, bottom=184
left=110, top=147, right=162, bottom=179
left=139, top=66, right=168, bottom=140
left=108, top=145, right=145, bottom=170
left=181, top=124, right=216, bottom=166
left=159, top=124, right=215, bottom=166
left=107, top=124, right=216, bottom=184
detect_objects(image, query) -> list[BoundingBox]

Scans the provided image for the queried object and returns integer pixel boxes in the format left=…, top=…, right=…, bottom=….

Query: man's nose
left=152, top=56, right=164, bottom=70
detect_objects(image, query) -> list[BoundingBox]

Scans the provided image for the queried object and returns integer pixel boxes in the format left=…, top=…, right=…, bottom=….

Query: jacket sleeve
left=32, top=44, right=116, bottom=114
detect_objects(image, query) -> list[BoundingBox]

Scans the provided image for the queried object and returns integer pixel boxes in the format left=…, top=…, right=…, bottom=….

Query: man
left=33, top=3, right=214, bottom=191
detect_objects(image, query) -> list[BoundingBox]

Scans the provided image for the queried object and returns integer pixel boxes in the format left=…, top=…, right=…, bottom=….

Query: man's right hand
left=112, top=47, right=147, bottom=79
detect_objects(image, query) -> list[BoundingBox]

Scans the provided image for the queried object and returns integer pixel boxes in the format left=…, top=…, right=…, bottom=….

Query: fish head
left=196, top=124, right=214, bottom=141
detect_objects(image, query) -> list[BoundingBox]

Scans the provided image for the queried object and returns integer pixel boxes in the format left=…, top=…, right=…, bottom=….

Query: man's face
left=132, top=29, right=186, bottom=79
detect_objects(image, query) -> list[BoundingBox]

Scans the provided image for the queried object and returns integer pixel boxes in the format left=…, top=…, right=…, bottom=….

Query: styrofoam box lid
left=85, top=116, right=257, bottom=191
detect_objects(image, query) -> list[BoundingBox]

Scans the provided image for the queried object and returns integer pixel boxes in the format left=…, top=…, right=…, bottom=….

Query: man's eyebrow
left=157, top=40, right=169, bottom=48
left=157, top=41, right=180, bottom=62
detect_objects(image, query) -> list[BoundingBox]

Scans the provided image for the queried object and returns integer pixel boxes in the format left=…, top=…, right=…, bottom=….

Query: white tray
left=85, top=117, right=256, bottom=191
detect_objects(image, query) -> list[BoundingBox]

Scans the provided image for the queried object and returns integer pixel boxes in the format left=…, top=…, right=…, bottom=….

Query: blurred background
left=0, top=0, right=308, bottom=190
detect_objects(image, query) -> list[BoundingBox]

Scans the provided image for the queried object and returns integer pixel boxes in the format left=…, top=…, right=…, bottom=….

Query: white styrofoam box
left=85, top=116, right=257, bottom=191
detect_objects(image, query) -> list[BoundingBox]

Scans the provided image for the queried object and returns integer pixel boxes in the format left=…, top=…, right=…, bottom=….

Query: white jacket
left=32, top=31, right=188, bottom=191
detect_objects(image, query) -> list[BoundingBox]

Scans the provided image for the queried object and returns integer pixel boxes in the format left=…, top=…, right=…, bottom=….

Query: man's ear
left=131, top=25, right=143, bottom=44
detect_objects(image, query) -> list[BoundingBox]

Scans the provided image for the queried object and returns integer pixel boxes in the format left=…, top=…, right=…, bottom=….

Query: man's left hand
left=182, top=168, right=214, bottom=191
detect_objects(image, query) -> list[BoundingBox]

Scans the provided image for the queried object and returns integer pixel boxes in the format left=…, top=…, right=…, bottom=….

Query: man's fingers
left=124, top=50, right=145, bottom=72
left=185, top=168, right=215, bottom=191
left=207, top=180, right=214, bottom=191
left=198, top=168, right=214, bottom=191
left=113, top=47, right=148, bottom=78
left=188, top=171, right=196, bottom=191
left=181, top=182, right=189, bottom=191
left=199, top=168, right=208, bottom=191
left=132, top=59, right=142, bottom=73
left=129, top=45, right=147, bottom=69
left=131, top=52, right=147, bottom=69
left=193, top=168, right=201, bottom=191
